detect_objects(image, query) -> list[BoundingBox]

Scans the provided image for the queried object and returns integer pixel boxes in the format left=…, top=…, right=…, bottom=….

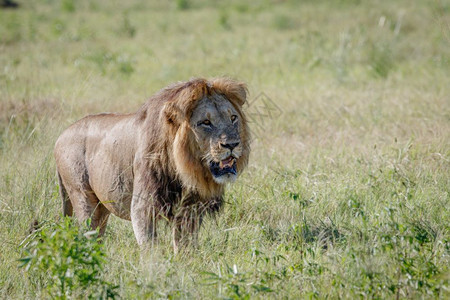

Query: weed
left=120, top=12, right=136, bottom=38
left=0, top=13, right=22, bottom=44
left=116, top=54, right=135, bottom=75
left=369, top=43, right=394, bottom=78
left=19, top=218, right=119, bottom=299
left=272, top=14, right=294, bottom=30
left=202, top=263, right=274, bottom=299
left=77, top=50, right=135, bottom=76
left=61, top=0, right=75, bottom=13
left=175, top=0, right=190, bottom=10
left=234, top=4, right=249, bottom=13
left=218, top=10, right=231, bottom=30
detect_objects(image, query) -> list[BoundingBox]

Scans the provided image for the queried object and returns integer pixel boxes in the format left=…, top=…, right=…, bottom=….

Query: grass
left=1, top=0, right=449, bottom=298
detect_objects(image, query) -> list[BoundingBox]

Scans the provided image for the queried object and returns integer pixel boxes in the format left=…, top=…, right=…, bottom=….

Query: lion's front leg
left=172, top=206, right=204, bottom=254
left=130, top=162, right=173, bottom=247
left=130, top=194, right=162, bottom=247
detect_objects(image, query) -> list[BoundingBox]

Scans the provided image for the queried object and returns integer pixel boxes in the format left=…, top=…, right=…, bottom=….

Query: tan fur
left=54, top=78, right=250, bottom=251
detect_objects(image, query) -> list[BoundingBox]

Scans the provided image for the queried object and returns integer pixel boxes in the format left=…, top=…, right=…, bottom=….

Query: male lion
left=54, top=78, right=250, bottom=252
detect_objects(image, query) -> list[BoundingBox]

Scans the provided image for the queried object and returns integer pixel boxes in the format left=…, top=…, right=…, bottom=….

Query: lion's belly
left=91, top=167, right=133, bottom=220
left=87, top=157, right=135, bottom=221
left=101, top=192, right=132, bottom=220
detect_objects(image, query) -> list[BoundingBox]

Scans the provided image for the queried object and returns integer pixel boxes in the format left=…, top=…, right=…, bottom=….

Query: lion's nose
left=221, top=142, right=239, bottom=151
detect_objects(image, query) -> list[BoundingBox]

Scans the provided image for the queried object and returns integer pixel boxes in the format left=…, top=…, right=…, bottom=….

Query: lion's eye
left=198, top=119, right=212, bottom=127
left=231, top=115, right=238, bottom=123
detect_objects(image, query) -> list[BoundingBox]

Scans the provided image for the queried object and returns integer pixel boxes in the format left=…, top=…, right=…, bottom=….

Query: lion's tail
left=57, top=171, right=73, bottom=217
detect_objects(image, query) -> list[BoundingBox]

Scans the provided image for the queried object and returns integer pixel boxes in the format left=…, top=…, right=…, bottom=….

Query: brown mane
left=139, top=78, right=250, bottom=199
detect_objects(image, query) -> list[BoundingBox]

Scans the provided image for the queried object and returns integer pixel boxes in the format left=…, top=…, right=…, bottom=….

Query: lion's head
left=162, top=78, right=250, bottom=198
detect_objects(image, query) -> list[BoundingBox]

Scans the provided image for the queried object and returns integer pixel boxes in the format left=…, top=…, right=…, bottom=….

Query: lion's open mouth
left=210, top=156, right=237, bottom=178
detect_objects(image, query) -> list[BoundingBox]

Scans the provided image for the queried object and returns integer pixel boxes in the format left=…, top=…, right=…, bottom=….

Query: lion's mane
left=137, top=78, right=250, bottom=203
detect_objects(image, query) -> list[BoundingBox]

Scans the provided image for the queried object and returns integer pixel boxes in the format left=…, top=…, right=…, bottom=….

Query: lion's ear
left=163, top=79, right=210, bottom=125
left=211, top=78, right=248, bottom=107
left=163, top=101, right=182, bottom=125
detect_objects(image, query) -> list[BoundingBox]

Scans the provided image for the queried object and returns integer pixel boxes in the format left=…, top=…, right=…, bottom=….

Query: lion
left=54, top=78, right=250, bottom=252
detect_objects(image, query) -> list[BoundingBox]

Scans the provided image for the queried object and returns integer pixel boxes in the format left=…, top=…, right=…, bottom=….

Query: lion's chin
left=209, top=156, right=238, bottom=184
left=212, top=173, right=237, bottom=184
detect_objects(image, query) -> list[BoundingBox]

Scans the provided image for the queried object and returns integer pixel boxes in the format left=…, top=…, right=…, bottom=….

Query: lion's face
left=190, top=94, right=244, bottom=184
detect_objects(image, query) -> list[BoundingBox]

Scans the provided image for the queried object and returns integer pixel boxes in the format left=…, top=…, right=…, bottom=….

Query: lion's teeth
left=218, top=157, right=235, bottom=169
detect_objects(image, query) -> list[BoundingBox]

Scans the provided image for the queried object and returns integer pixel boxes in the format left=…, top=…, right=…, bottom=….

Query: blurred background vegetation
left=1, top=0, right=449, bottom=298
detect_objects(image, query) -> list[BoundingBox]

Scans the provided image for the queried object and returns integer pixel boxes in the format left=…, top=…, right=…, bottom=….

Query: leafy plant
left=175, top=0, right=189, bottom=10
left=369, top=43, right=394, bottom=78
left=19, top=218, right=118, bottom=299
left=272, top=14, right=293, bottom=30
left=61, top=0, right=75, bottom=13
left=120, top=13, right=136, bottom=38
left=218, top=10, right=231, bottom=30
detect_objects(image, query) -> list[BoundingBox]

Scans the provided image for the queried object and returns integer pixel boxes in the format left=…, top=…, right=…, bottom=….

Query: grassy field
left=1, top=0, right=449, bottom=298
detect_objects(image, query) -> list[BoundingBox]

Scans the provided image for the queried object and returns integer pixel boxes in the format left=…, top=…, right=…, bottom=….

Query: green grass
left=1, top=0, right=449, bottom=298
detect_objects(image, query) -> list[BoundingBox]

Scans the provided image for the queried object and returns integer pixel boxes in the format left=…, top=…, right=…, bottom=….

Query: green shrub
left=61, top=0, right=75, bottom=13
left=369, top=44, right=394, bottom=78
left=19, top=218, right=118, bottom=299
left=175, top=0, right=189, bottom=10
left=218, top=10, right=231, bottom=30
left=272, top=14, right=294, bottom=30
left=120, top=13, right=136, bottom=38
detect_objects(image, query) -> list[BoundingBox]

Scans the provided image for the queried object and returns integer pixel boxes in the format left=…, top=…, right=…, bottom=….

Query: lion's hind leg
left=92, top=203, right=110, bottom=237
left=62, top=180, right=111, bottom=237
left=57, top=171, right=73, bottom=217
